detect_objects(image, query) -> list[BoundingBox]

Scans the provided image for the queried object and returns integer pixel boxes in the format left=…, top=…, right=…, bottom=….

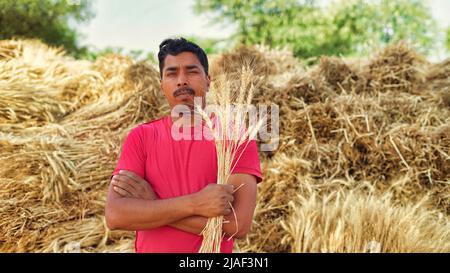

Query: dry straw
left=281, top=190, right=450, bottom=253
left=0, top=40, right=165, bottom=252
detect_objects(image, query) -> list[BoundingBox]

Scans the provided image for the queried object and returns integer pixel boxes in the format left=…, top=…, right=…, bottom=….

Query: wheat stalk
left=195, top=66, right=265, bottom=253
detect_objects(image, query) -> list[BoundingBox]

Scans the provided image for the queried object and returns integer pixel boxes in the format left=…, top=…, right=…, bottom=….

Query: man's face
left=160, top=51, right=210, bottom=111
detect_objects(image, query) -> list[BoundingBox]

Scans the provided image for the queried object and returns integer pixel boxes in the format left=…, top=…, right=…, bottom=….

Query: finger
left=112, top=177, right=137, bottom=194
left=224, top=185, right=234, bottom=194
left=228, top=195, right=234, bottom=203
left=222, top=194, right=233, bottom=204
left=116, top=173, right=155, bottom=194
left=111, top=175, right=119, bottom=184
left=113, top=186, right=131, bottom=197
left=114, top=175, right=140, bottom=191
left=119, top=170, right=145, bottom=184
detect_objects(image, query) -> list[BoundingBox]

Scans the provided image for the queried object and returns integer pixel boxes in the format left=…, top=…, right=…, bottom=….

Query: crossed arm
left=105, top=170, right=257, bottom=239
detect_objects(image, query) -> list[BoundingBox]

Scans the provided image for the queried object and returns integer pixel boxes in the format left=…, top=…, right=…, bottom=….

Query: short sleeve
left=111, top=126, right=146, bottom=179
left=231, top=140, right=263, bottom=183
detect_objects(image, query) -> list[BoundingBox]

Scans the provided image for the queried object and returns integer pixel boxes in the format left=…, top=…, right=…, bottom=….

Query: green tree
left=185, top=36, right=230, bottom=54
left=194, top=0, right=319, bottom=57
left=330, top=0, right=437, bottom=55
left=194, top=0, right=438, bottom=59
left=0, top=0, right=94, bottom=58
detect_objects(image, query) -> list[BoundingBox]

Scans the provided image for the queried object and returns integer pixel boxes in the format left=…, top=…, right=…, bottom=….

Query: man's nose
left=177, top=71, right=188, bottom=87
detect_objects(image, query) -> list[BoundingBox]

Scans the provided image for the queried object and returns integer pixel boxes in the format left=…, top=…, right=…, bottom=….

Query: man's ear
left=206, top=75, right=211, bottom=91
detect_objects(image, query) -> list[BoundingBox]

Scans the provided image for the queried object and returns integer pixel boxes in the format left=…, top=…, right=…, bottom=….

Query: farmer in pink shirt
left=105, top=37, right=263, bottom=253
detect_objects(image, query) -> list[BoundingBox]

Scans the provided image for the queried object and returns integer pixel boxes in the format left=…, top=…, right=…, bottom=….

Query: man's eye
left=189, top=70, right=198, bottom=74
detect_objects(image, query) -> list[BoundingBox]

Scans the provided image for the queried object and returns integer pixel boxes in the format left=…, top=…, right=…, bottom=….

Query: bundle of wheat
left=196, top=67, right=266, bottom=253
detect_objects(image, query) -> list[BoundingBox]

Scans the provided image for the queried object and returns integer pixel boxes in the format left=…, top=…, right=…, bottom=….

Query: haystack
left=0, top=39, right=165, bottom=252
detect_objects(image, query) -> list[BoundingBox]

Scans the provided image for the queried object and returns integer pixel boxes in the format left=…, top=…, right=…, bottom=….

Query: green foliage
left=194, top=0, right=438, bottom=59
left=0, top=0, right=94, bottom=58
left=329, top=0, right=437, bottom=55
left=184, top=36, right=231, bottom=54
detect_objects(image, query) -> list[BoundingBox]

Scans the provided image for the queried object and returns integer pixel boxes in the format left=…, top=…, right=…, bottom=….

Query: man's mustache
left=173, top=87, right=195, bottom=97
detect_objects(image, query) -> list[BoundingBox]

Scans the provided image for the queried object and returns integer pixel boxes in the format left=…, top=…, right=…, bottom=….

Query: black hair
left=158, top=37, right=209, bottom=78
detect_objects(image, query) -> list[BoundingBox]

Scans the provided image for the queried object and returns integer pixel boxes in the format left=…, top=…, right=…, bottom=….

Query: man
left=105, top=37, right=262, bottom=253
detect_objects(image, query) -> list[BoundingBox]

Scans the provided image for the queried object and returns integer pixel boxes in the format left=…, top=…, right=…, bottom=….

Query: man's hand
left=168, top=174, right=257, bottom=239
left=111, top=170, right=157, bottom=200
left=191, top=183, right=234, bottom=218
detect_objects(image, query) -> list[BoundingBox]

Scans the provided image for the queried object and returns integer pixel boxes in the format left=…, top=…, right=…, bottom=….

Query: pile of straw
left=0, top=39, right=448, bottom=252
left=0, top=40, right=166, bottom=252
left=233, top=43, right=449, bottom=253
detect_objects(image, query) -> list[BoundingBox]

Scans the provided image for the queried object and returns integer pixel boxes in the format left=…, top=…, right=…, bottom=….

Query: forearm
left=169, top=213, right=245, bottom=239
left=106, top=194, right=195, bottom=231
left=169, top=216, right=208, bottom=235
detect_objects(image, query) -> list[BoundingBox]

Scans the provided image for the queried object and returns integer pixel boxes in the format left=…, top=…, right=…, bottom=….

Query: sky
left=77, top=0, right=236, bottom=54
left=76, top=0, right=450, bottom=59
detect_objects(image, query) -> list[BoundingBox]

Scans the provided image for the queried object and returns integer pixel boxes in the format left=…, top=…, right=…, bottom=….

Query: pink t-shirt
left=111, top=115, right=263, bottom=253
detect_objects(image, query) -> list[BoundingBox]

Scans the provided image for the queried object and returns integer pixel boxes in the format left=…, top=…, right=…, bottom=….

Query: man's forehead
left=164, top=52, right=201, bottom=69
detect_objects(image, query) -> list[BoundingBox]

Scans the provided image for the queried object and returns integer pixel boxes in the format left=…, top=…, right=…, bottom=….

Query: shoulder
left=129, top=115, right=170, bottom=139
left=141, top=115, right=169, bottom=128
left=141, top=115, right=169, bottom=127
